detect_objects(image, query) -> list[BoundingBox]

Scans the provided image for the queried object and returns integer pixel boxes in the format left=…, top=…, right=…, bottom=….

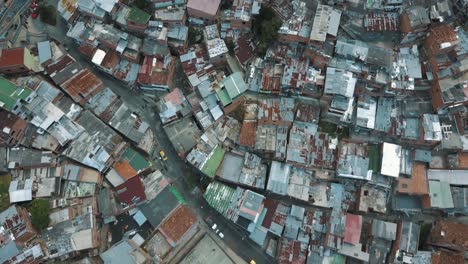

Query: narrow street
left=42, top=16, right=275, bottom=264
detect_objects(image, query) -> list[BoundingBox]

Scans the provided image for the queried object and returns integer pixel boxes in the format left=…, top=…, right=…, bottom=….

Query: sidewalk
left=167, top=228, right=205, bottom=264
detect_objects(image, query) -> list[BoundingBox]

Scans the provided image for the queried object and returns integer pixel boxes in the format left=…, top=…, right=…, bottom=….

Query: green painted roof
left=222, top=72, right=248, bottom=100
left=0, top=77, right=31, bottom=110
left=330, top=254, right=346, bottom=264
left=123, top=147, right=150, bottom=171
left=368, top=144, right=380, bottom=173
left=169, top=186, right=186, bottom=204
left=203, top=181, right=236, bottom=215
left=216, top=88, right=232, bottom=107
left=127, top=7, right=151, bottom=25
left=201, top=145, right=225, bottom=178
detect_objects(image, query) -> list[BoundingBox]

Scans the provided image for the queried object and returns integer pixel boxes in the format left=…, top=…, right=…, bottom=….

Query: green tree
left=188, top=26, right=203, bottom=45
left=39, top=5, right=57, bottom=25
left=30, top=199, right=50, bottom=231
left=251, top=6, right=282, bottom=56
left=259, top=5, right=275, bottom=21
left=135, top=0, right=151, bottom=10
left=226, top=39, right=235, bottom=56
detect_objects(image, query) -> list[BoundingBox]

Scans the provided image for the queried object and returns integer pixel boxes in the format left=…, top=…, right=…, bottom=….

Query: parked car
left=219, top=232, right=224, bottom=239
left=211, top=223, right=217, bottom=230
left=159, top=150, right=168, bottom=161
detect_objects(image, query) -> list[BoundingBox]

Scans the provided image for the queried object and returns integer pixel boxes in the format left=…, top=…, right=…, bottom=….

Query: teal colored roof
left=216, top=88, right=232, bottom=107
left=429, top=180, right=454, bottom=208
left=155, top=0, right=185, bottom=8
left=201, top=145, right=225, bottom=178
left=203, top=181, right=236, bottom=215
left=329, top=254, right=346, bottom=264
left=0, top=76, right=32, bottom=110
left=222, top=72, right=247, bottom=100
left=127, top=7, right=151, bottom=25
left=123, top=148, right=150, bottom=171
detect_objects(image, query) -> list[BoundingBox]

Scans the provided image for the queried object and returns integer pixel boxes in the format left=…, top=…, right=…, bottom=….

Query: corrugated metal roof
left=428, top=169, right=468, bottom=185
left=324, top=67, right=357, bottom=98
left=222, top=72, right=247, bottom=100
left=400, top=222, right=420, bottom=254
left=372, top=220, right=397, bottom=241
left=267, top=161, right=290, bottom=195
left=203, top=181, right=236, bottom=216
left=100, top=240, right=139, bottom=264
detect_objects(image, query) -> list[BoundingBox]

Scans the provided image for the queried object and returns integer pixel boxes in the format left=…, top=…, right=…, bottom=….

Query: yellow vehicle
left=159, top=150, right=168, bottom=161
left=250, top=260, right=256, bottom=264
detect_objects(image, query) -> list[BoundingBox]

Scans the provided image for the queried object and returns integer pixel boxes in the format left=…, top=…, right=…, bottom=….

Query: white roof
left=328, top=9, right=342, bottom=37
left=356, top=95, right=377, bottom=129
left=131, top=233, right=145, bottom=246
left=105, top=168, right=125, bottom=187
left=310, top=4, right=341, bottom=42
left=71, top=229, right=95, bottom=251
left=206, top=38, right=228, bottom=59
left=423, top=114, right=442, bottom=141
left=95, top=0, right=118, bottom=12
left=380, top=143, right=401, bottom=177
left=324, top=67, right=357, bottom=97
left=92, top=49, right=107, bottom=65
left=209, top=105, right=223, bottom=121
left=9, top=179, right=33, bottom=203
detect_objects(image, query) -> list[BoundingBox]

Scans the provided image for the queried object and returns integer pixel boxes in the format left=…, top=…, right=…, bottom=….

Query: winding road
left=40, top=14, right=275, bottom=264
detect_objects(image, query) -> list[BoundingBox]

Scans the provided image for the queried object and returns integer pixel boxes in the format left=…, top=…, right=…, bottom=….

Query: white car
left=219, top=232, right=224, bottom=239
left=212, top=223, right=217, bottom=230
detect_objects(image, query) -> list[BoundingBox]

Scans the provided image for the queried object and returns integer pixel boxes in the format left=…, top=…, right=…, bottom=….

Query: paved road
left=44, top=16, right=275, bottom=264
left=0, top=0, right=31, bottom=35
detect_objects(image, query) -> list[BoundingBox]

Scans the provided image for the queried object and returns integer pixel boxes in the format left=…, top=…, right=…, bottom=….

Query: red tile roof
left=61, top=69, right=104, bottom=104
left=398, top=162, right=428, bottom=195
left=101, top=50, right=120, bottom=70
left=429, top=221, right=468, bottom=251
left=45, top=54, right=76, bottom=74
left=431, top=251, right=464, bottom=264
left=116, top=176, right=146, bottom=205
left=159, top=206, right=197, bottom=245
left=137, top=55, right=174, bottom=86
left=344, top=214, right=362, bottom=245
left=239, top=121, right=257, bottom=147
left=0, top=110, right=28, bottom=144
left=261, top=199, right=279, bottom=228
left=164, top=88, right=184, bottom=105
left=278, top=239, right=307, bottom=264
left=429, top=24, right=457, bottom=45
left=234, top=36, right=255, bottom=65
left=78, top=44, right=98, bottom=59
left=458, top=152, right=468, bottom=169
left=114, top=159, right=138, bottom=181
left=0, top=48, right=24, bottom=68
